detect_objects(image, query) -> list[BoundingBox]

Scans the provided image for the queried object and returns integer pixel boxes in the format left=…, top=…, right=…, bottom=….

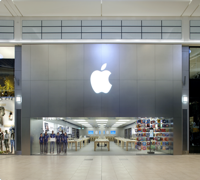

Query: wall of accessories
left=135, top=118, right=173, bottom=154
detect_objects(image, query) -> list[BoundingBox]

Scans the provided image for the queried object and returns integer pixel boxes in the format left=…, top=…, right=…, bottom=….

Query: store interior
left=30, top=117, right=174, bottom=156
left=0, top=47, right=15, bottom=155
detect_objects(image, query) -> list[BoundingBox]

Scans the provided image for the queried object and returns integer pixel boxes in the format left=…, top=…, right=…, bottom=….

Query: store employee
left=39, top=133, right=44, bottom=154
left=56, top=132, right=61, bottom=154
left=62, top=132, right=68, bottom=154
left=43, top=131, right=49, bottom=154
left=50, top=131, right=55, bottom=153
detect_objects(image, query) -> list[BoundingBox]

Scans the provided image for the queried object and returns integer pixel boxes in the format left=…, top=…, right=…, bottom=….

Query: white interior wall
left=80, top=127, right=123, bottom=137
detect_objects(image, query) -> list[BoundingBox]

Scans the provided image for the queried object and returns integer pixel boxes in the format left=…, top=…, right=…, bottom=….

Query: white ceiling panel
left=191, top=4, right=200, bottom=16
left=102, top=1, right=189, bottom=16
left=182, top=0, right=200, bottom=16
left=13, top=1, right=101, bottom=16
left=0, top=2, right=12, bottom=16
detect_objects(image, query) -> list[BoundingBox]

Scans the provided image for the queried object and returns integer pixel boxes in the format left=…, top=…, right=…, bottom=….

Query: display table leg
left=126, top=142, right=128, bottom=151
left=108, top=142, right=110, bottom=151
left=75, top=142, right=77, bottom=151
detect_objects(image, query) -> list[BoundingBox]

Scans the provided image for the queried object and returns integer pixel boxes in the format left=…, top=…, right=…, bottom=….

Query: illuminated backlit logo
left=90, top=63, right=112, bottom=93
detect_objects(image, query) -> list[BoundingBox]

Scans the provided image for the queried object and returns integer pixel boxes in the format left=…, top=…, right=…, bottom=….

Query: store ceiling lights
left=116, top=122, right=126, bottom=124
left=74, top=120, right=85, bottom=121
left=118, top=120, right=130, bottom=121
left=96, top=120, right=108, bottom=121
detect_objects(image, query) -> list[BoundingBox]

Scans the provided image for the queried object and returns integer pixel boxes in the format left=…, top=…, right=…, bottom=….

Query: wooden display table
left=94, top=139, right=110, bottom=151
left=68, top=138, right=89, bottom=151
left=121, top=139, right=136, bottom=151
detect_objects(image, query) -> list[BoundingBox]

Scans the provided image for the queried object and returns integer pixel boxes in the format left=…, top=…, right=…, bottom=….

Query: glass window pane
left=62, top=20, right=81, bottom=26
left=42, top=27, right=61, bottom=33
left=190, top=27, right=200, bottom=33
left=122, top=27, right=141, bottom=33
left=82, top=33, right=101, bottom=39
left=142, top=27, right=161, bottom=33
left=22, top=20, right=41, bottom=27
left=122, top=33, right=141, bottom=39
left=62, top=27, right=81, bottom=32
left=22, top=27, right=41, bottom=33
left=162, top=27, right=181, bottom=33
left=22, top=33, right=41, bottom=40
left=0, top=27, right=14, bottom=33
left=0, top=33, right=14, bottom=39
left=122, top=20, right=141, bottom=26
left=42, top=33, right=61, bottom=39
left=102, top=27, right=121, bottom=32
left=102, top=20, right=121, bottom=26
left=190, top=34, right=200, bottom=40
left=162, top=20, right=181, bottom=26
left=82, top=27, right=101, bottom=32
left=102, top=33, right=121, bottom=39
left=190, top=20, right=200, bottom=26
left=42, top=20, right=61, bottom=26
left=82, top=20, right=101, bottom=26
left=142, top=33, right=161, bottom=39
left=190, top=48, right=200, bottom=79
left=62, top=33, right=81, bottom=39
left=162, top=33, right=182, bottom=39
left=142, top=20, right=161, bottom=26
left=0, top=20, right=14, bottom=26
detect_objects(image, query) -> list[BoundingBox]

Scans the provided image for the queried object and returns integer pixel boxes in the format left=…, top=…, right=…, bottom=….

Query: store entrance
left=30, top=117, right=174, bottom=156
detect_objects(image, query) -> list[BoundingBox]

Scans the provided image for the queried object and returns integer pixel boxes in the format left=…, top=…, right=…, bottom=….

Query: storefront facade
left=17, top=44, right=184, bottom=155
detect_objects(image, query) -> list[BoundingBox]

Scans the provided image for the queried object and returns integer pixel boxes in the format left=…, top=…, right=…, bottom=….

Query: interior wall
left=21, top=44, right=182, bottom=155
left=80, top=127, right=123, bottom=137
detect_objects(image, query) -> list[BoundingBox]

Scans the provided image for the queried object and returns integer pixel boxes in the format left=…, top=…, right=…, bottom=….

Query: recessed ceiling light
left=97, top=122, right=107, bottom=123
left=118, top=120, right=130, bottom=121
left=116, top=122, right=126, bottom=124
left=96, top=120, right=108, bottom=121
left=74, top=120, right=85, bottom=121
left=79, top=122, right=88, bottom=124
left=98, top=124, right=106, bottom=125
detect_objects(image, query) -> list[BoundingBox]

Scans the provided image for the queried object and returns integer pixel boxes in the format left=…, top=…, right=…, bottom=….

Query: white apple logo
left=90, top=63, right=112, bottom=93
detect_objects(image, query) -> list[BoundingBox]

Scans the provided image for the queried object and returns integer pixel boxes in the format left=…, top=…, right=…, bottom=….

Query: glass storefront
left=30, top=117, right=173, bottom=155
left=0, top=57, right=15, bottom=154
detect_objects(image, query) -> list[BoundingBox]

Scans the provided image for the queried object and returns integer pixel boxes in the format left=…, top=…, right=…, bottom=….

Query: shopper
left=0, top=128, right=4, bottom=151
left=4, top=130, right=9, bottom=152
left=39, top=133, right=44, bottom=154
left=60, top=130, right=64, bottom=152
left=50, top=131, right=55, bottom=153
left=63, top=132, right=68, bottom=154
left=43, top=131, right=49, bottom=154
left=56, top=132, right=61, bottom=154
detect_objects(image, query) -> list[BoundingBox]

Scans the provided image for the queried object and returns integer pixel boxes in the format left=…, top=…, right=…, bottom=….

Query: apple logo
left=90, top=63, right=112, bottom=93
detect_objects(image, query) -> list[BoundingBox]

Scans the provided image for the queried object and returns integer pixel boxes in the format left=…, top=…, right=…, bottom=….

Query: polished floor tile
left=0, top=155, right=200, bottom=180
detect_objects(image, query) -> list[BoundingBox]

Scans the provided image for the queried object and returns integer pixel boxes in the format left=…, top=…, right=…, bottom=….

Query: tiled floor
left=0, top=155, right=200, bottom=180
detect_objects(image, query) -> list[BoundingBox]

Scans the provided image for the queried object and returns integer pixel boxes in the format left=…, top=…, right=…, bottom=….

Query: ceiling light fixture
left=118, top=120, right=130, bottom=121
left=116, top=122, right=126, bottom=124
left=74, top=120, right=85, bottom=121
left=96, top=120, right=108, bottom=121
left=98, top=124, right=106, bottom=125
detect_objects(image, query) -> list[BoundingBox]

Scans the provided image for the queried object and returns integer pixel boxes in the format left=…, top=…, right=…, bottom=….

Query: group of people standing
left=39, top=130, right=68, bottom=154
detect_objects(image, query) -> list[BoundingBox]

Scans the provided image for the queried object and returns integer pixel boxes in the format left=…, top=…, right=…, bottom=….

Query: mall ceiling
left=0, top=0, right=200, bottom=17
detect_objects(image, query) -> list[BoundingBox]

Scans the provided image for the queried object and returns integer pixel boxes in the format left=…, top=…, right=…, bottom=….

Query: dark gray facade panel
left=183, top=109, right=187, bottom=151
left=16, top=109, right=21, bottom=151
left=21, top=44, right=182, bottom=155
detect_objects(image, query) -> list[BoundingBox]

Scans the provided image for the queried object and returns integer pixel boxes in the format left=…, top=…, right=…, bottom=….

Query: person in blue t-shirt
left=56, top=132, right=61, bottom=154
left=50, top=131, right=55, bottom=153
left=62, top=132, right=68, bottom=154
left=39, top=133, right=44, bottom=154
left=60, top=130, right=64, bottom=152
left=43, top=131, right=49, bottom=154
